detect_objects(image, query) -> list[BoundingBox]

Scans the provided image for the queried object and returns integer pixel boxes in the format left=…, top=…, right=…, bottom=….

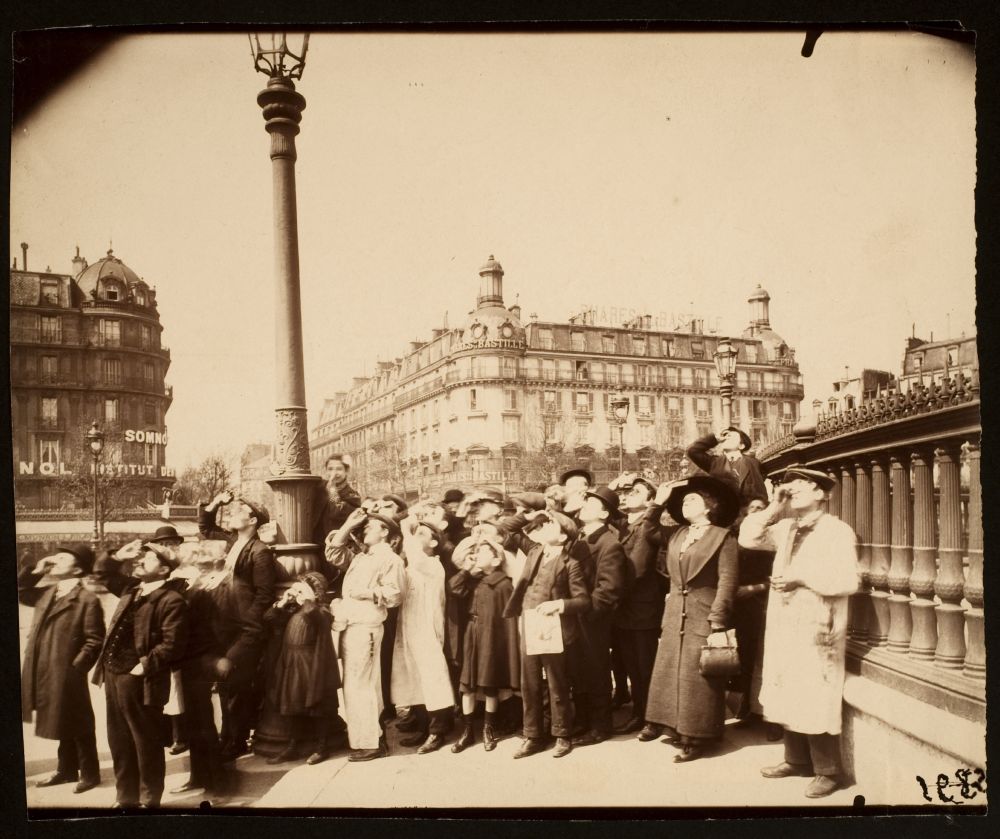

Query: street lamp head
left=86, top=420, right=105, bottom=456
left=249, top=32, right=310, bottom=80
left=610, top=394, right=630, bottom=424
left=714, top=336, right=738, bottom=381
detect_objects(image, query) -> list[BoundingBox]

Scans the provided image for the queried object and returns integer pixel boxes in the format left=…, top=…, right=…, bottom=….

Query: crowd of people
left=20, top=426, right=860, bottom=808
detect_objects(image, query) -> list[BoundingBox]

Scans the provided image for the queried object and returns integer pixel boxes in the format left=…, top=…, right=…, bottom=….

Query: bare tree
left=58, top=421, right=139, bottom=535
left=172, top=451, right=235, bottom=505
left=519, top=392, right=579, bottom=488
left=652, top=419, right=689, bottom=481
left=368, top=430, right=410, bottom=498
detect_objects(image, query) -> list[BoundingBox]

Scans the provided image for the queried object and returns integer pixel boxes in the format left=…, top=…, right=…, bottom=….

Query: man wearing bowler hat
left=441, top=488, right=469, bottom=547
left=198, top=490, right=279, bottom=761
left=608, top=474, right=668, bottom=733
left=687, top=427, right=767, bottom=515
left=739, top=466, right=859, bottom=798
left=569, top=485, right=628, bottom=746
left=147, top=524, right=184, bottom=549
left=93, top=544, right=188, bottom=808
left=559, top=467, right=593, bottom=517
left=20, top=544, right=106, bottom=795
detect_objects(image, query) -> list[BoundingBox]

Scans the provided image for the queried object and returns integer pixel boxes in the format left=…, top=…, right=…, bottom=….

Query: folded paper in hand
left=524, top=607, right=563, bottom=655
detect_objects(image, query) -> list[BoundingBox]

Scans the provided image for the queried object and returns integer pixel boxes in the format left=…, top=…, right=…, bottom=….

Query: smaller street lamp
left=610, top=394, right=630, bottom=474
left=85, top=421, right=105, bottom=551
left=713, top=336, right=739, bottom=428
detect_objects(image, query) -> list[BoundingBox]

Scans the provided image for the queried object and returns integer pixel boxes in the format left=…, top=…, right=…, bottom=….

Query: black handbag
left=699, top=630, right=740, bottom=677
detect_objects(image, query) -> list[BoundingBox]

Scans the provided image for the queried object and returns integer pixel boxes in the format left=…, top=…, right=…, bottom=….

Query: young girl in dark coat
left=447, top=537, right=520, bottom=753
left=263, top=572, right=341, bottom=765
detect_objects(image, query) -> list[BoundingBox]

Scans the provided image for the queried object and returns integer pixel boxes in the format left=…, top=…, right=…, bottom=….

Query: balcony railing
left=81, top=298, right=158, bottom=316
left=29, top=415, right=65, bottom=431
left=393, top=376, right=445, bottom=410
left=758, top=370, right=983, bottom=725
left=92, top=334, right=171, bottom=356
left=11, top=326, right=71, bottom=344
left=441, top=366, right=803, bottom=398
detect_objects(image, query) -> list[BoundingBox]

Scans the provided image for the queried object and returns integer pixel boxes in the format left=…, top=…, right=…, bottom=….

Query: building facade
left=813, top=368, right=895, bottom=417
left=309, top=257, right=803, bottom=499
left=10, top=245, right=174, bottom=511
left=239, top=441, right=276, bottom=511
left=898, top=333, right=978, bottom=391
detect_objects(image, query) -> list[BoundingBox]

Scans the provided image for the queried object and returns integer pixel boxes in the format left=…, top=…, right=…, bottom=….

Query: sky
left=10, top=31, right=977, bottom=470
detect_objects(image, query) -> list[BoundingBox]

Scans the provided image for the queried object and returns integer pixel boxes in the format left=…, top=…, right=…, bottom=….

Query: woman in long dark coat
left=263, top=572, right=341, bottom=765
left=447, top=537, right=520, bottom=753
left=643, top=476, right=740, bottom=762
left=20, top=545, right=105, bottom=792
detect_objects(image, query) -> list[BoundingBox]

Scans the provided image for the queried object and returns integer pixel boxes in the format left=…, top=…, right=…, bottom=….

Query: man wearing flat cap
left=20, top=545, right=105, bottom=794
left=199, top=490, right=279, bottom=761
left=569, top=485, right=629, bottom=746
left=93, top=543, right=188, bottom=808
left=687, top=427, right=767, bottom=516
left=739, top=466, right=859, bottom=799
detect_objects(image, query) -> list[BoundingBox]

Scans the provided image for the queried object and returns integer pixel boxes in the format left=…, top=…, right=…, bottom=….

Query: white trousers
left=341, top=624, right=385, bottom=750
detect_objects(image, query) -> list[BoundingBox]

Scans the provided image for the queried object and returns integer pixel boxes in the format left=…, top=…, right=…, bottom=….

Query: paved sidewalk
left=19, top=601, right=885, bottom=811
left=24, top=706, right=860, bottom=810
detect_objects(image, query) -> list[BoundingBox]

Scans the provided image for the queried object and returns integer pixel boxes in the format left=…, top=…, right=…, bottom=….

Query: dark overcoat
left=449, top=569, right=520, bottom=692
left=19, top=569, right=105, bottom=740
left=310, top=481, right=362, bottom=548
left=645, top=525, right=738, bottom=739
left=613, top=512, right=669, bottom=631
left=579, top=524, right=628, bottom=620
left=93, top=581, right=189, bottom=708
left=437, top=532, right=466, bottom=668
left=264, top=601, right=340, bottom=716
left=199, top=506, right=278, bottom=668
left=686, top=433, right=768, bottom=512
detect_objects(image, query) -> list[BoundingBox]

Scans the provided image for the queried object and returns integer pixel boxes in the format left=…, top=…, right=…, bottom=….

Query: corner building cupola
left=747, top=284, right=771, bottom=335
left=477, top=254, right=504, bottom=309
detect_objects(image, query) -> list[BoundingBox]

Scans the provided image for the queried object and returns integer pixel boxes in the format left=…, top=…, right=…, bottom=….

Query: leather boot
left=482, top=723, right=497, bottom=752
left=266, top=740, right=299, bottom=764
left=451, top=723, right=475, bottom=753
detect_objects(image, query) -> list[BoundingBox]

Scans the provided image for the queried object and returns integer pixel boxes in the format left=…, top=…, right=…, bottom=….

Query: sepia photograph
left=7, top=25, right=985, bottom=815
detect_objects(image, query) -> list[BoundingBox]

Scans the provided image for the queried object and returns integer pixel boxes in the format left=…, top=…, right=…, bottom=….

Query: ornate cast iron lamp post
left=713, top=336, right=738, bottom=428
left=86, top=421, right=105, bottom=551
left=610, top=394, right=630, bottom=474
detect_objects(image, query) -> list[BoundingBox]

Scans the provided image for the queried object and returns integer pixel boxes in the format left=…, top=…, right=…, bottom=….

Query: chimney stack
left=20, top=242, right=28, bottom=271
left=71, top=246, right=88, bottom=277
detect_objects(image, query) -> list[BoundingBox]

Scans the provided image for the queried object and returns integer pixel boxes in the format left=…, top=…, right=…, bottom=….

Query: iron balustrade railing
left=759, top=370, right=983, bottom=722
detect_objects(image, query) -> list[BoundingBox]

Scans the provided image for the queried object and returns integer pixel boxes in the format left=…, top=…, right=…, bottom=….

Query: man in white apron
left=327, top=508, right=406, bottom=762
left=739, top=466, right=859, bottom=799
